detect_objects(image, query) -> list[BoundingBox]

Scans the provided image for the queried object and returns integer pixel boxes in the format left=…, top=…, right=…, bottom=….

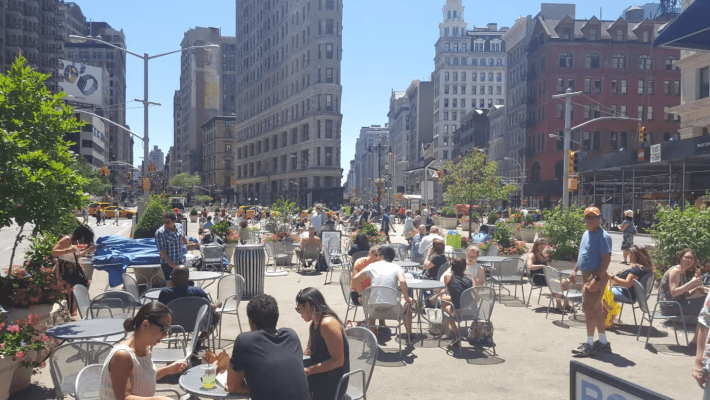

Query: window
left=638, top=105, right=644, bottom=120
left=452, top=112, right=457, bottom=120
left=620, top=131, right=628, bottom=149
left=563, top=28, right=571, bottom=40
left=610, top=132, right=618, bottom=150
left=559, top=53, right=573, bottom=68
left=594, top=79, right=601, bottom=94
left=674, top=81, right=681, bottom=96
left=461, top=72, right=466, bottom=81
left=444, top=112, right=449, bottom=120
left=488, top=86, right=493, bottom=95
left=480, top=58, right=485, bottom=66
left=326, top=68, right=333, bottom=83
left=472, top=72, right=477, bottom=81
left=647, top=105, right=654, bottom=120
left=638, top=80, right=645, bottom=95
left=325, top=94, right=333, bottom=111
left=481, top=73, right=486, bottom=82
left=642, top=31, right=650, bottom=43
left=557, top=104, right=564, bottom=119
left=325, top=120, right=333, bottom=138
left=556, top=130, right=565, bottom=150
left=620, top=105, right=627, bottom=117
left=488, top=73, right=493, bottom=81
left=454, top=72, right=458, bottom=81
left=612, top=54, right=626, bottom=69
left=583, top=131, right=591, bottom=150
left=325, top=43, right=333, bottom=59
left=444, top=85, right=450, bottom=94
left=666, top=56, right=679, bottom=71
left=445, top=43, right=450, bottom=51
left=325, top=18, right=334, bottom=34
left=584, top=78, right=591, bottom=93
left=557, top=78, right=565, bottom=93
left=452, top=99, right=457, bottom=107
left=472, top=86, right=477, bottom=94
left=585, top=53, right=600, bottom=68
left=664, top=80, right=671, bottom=95
left=461, top=85, right=466, bottom=94
left=700, top=67, right=710, bottom=99
left=454, top=44, right=458, bottom=52
left=593, top=131, right=601, bottom=150
left=621, top=79, right=628, bottom=94
left=584, top=105, right=591, bottom=120
left=444, top=99, right=449, bottom=108
left=647, top=80, right=654, bottom=95
left=639, top=55, right=652, bottom=70
left=615, top=29, right=624, bottom=41
left=590, top=28, right=598, bottom=41
left=496, top=86, right=502, bottom=95
left=497, top=73, right=502, bottom=82
left=445, top=72, right=449, bottom=81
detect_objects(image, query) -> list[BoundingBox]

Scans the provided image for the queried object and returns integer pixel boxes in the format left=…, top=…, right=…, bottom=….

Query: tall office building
left=233, top=0, right=344, bottom=208
left=387, top=91, right=409, bottom=196
left=174, top=27, right=236, bottom=179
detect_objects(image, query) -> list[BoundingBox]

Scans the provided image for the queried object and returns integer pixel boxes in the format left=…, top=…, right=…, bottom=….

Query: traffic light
left=568, top=178, right=578, bottom=191
left=100, top=167, right=110, bottom=176
left=638, top=126, right=647, bottom=143
left=127, top=171, right=132, bottom=180
left=568, top=151, right=579, bottom=175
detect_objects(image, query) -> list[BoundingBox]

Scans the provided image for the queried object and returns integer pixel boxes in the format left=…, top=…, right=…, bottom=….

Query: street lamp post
left=69, top=35, right=219, bottom=218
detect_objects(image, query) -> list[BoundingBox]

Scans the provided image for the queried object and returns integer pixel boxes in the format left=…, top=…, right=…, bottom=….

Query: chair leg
left=236, top=313, right=242, bottom=333
left=545, top=296, right=553, bottom=319
left=680, top=317, right=689, bottom=346
left=630, top=305, right=638, bottom=326
left=618, top=303, right=624, bottom=324
left=519, top=283, right=526, bottom=304
left=645, top=315, right=654, bottom=346
left=636, top=314, right=645, bottom=341
left=344, top=306, right=350, bottom=324
left=560, top=298, right=568, bottom=325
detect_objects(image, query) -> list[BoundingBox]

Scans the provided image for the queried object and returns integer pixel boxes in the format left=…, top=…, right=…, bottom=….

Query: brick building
left=523, top=13, right=681, bottom=207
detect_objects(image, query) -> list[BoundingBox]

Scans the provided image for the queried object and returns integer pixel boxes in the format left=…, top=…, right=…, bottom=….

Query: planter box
left=9, top=352, right=36, bottom=397
left=519, top=229, right=537, bottom=243
left=460, top=222, right=480, bottom=233
left=229, top=210, right=238, bottom=217
left=0, top=356, right=20, bottom=400
left=437, top=217, right=458, bottom=230
left=549, top=260, right=576, bottom=271
left=224, top=243, right=237, bottom=265
left=190, top=215, right=198, bottom=223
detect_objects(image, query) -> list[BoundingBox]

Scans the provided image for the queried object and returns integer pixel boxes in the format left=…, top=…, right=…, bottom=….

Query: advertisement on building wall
left=57, top=60, right=105, bottom=107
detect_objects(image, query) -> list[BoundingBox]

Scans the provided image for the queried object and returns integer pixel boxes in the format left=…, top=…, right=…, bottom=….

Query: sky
left=74, top=0, right=647, bottom=181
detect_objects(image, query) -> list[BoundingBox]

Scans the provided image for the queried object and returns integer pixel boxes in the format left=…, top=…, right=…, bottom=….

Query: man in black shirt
left=227, top=294, right=310, bottom=400
left=158, top=266, right=221, bottom=331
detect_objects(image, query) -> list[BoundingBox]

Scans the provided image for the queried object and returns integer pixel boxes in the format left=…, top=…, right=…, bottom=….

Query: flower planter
left=9, top=351, right=36, bottom=397
left=229, top=210, right=238, bottom=217
left=437, top=217, right=458, bottom=230
left=190, top=215, right=198, bottom=223
left=519, top=229, right=537, bottom=243
left=460, top=222, right=480, bottom=233
left=224, top=243, right=237, bottom=265
left=549, top=260, right=576, bottom=271
left=4, top=305, right=53, bottom=329
left=0, top=356, right=20, bottom=400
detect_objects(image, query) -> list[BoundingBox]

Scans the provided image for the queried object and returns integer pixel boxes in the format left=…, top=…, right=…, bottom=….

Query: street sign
left=230, top=176, right=236, bottom=186
left=142, top=178, right=150, bottom=190
left=149, top=164, right=157, bottom=172
left=650, top=144, right=661, bottom=163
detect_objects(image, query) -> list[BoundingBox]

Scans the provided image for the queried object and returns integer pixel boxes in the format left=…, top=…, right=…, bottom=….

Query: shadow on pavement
left=592, top=352, right=637, bottom=367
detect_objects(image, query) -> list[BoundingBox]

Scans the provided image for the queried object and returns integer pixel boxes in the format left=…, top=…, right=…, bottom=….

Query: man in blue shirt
left=569, top=207, right=613, bottom=357
left=381, top=210, right=396, bottom=244
left=410, top=225, right=427, bottom=264
left=311, top=204, right=323, bottom=236
left=155, top=212, right=199, bottom=285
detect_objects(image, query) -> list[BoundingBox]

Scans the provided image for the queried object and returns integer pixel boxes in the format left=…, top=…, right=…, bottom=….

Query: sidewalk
left=14, top=217, right=699, bottom=399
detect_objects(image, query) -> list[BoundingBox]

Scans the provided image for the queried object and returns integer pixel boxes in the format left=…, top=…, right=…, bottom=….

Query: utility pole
left=552, top=89, right=582, bottom=207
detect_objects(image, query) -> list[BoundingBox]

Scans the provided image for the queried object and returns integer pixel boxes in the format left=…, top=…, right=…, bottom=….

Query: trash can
left=233, top=244, right=266, bottom=297
left=78, top=257, right=93, bottom=289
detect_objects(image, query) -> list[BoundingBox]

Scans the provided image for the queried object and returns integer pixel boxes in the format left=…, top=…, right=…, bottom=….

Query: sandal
left=442, top=332, right=457, bottom=341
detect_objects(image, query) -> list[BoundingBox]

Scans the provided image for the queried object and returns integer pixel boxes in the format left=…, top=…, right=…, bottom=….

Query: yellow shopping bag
left=602, top=283, right=621, bottom=328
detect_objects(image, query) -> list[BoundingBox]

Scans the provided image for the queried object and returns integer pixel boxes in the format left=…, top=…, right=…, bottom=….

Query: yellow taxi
left=104, top=206, right=135, bottom=219
left=88, top=203, right=110, bottom=216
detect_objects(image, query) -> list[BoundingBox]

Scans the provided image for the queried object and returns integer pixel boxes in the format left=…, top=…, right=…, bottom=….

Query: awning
left=404, top=194, right=422, bottom=199
left=654, top=0, right=710, bottom=51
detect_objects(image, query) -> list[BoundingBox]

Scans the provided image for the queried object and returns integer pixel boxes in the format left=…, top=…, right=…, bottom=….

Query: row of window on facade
left=237, top=120, right=337, bottom=159
left=440, top=98, right=504, bottom=115
left=555, top=77, right=681, bottom=96
left=555, top=53, right=678, bottom=70
left=443, top=42, right=502, bottom=53
left=236, top=148, right=337, bottom=178
left=528, top=130, right=679, bottom=158
left=556, top=27, right=654, bottom=43
left=554, top=103, right=680, bottom=122
left=239, top=95, right=339, bottom=140
left=444, top=84, right=503, bottom=96
left=443, top=57, right=503, bottom=67
left=443, top=71, right=502, bottom=82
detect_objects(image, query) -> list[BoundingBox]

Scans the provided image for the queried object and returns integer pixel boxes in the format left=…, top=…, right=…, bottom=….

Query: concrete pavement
left=12, top=216, right=700, bottom=399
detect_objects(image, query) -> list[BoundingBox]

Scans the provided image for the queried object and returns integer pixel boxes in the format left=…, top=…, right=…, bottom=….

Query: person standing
left=311, top=204, right=323, bottom=236
left=100, top=207, right=108, bottom=225
left=113, top=208, right=120, bottom=226
left=403, top=211, right=416, bottom=244
left=155, top=212, right=199, bottom=285
left=620, top=210, right=637, bottom=264
left=82, top=207, right=89, bottom=225
left=380, top=210, right=396, bottom=244
left=569, top=207, right=613, bottom=357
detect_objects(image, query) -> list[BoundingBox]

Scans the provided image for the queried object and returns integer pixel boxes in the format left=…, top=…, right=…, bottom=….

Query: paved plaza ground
left=12, top=216, right=700, bottom=399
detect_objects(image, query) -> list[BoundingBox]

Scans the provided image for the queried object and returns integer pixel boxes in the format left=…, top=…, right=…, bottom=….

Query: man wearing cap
left=569, top=206, right=613, bottom=357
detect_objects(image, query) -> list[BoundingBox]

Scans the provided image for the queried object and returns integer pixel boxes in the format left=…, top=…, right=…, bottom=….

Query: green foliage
left=493, top=221, right=514, bottom=249
left=542, top=206, right=587, bottom=261
left=441, top=148, right=515, bottom=210
left=271, top=196, right=298, bottom=223
left=360, top=222, right=379, bottom=237
left=195, top=195, right=212, bottom=203
left=134, top=196, right=171, bottom=239
left=488, top=210, right=498, bottom=224
left=211, top=221, right=231, bottom=238
left=44, top=210, right=81, bottom=238
left=650, top=204, right=710, bottom=277
left=68, top=157, right=112, bottom=197
left=0, top=57, right=87, bottom=236
left=169, top=173, right=201, bottom=188
left=23, top=234, right=59, bottom=266
left=440, top=206, right=456, bottom=217
left=190, top=207, right=198, bottom=216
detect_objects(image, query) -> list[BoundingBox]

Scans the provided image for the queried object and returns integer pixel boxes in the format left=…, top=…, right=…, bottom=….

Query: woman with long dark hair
left=296, top=287, right=349, bottom=400
left=609, top=245, right=655, bottom=303
left=51, top=224, right=96, bottom=314
left=100, top=302, right=186, bottom=400
left=347, top=232, right=370, bottom=256
left=659, top=248, right=708, bottom=316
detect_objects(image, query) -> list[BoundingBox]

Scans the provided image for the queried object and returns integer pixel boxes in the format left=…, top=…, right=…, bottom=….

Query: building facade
left=525, top=12, right=681, bottom=207
left=351, top=125, right=389, bottom=205
left=149, top=145, right=165, bottom=171
left=202, top=116, right=237, bottom=202
left=454, top=108, right=490, bottom=157
left=233, top=0, right=344, bottom=209
left=404, top=79, right=435, bottom=195
left=387, top=91, right=409, bottom=197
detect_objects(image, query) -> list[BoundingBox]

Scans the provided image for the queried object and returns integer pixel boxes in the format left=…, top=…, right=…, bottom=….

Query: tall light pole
left=69, top=35, right=219, bottom=218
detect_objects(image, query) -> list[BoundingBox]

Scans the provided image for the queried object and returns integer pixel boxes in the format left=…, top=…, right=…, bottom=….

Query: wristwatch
left=77, top=74, right=98, bottom=96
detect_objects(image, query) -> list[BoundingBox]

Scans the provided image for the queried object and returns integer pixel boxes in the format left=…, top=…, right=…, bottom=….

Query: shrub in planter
left=190, top=207, right=198, bottom=216
left=542, top=206, right=586, bottom=262
left=488, top=210, right=498, bottom=224
left=650, top=204, right=710, bottom=279
left=493, top=221, right=514, bottom=249
left=44, top=210, right=81, bottom=238
left=134, top=197, right=171, bottom=239
left=440, top=207, right=456, bottom=218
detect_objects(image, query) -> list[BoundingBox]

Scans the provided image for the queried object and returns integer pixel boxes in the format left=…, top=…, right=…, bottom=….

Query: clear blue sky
left=75, top=0, right=642, bottom=181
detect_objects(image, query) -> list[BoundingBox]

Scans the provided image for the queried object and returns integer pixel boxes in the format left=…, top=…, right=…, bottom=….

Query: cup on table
left=202, top=364, right=217, bottom=389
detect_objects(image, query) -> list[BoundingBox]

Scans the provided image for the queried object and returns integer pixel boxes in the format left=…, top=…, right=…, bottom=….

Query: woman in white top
left=100, top=302, right=187, bottom=400
left=464, top=244, right=486, bottom=287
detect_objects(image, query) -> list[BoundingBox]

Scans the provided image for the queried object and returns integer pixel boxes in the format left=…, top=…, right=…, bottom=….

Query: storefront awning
left=404, top=194, right=421, bottom=199
left=654, top=0, right=710, bottom=51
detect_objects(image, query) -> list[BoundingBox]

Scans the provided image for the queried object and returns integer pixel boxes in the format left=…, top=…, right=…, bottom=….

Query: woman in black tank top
left=526, top=239, right=570, bottom=309
left=441, top=258, right=473, bottom=341
left=296, top=288, right=350, bottom=400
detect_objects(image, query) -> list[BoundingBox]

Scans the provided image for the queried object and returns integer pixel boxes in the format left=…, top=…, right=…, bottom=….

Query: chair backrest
left=543, top=266, right=564, bottom=297
left=121, top=273, right=141, bottom=301
left=344, top=327, right=378, bottom=395
left=264, top=241, right=275, bottom=257
left=323, top=245, right=333, bottom=268
left=361, top=286, right=402, bottom=321
left=473, top=286, right=496, bottom=321
left=183, top=305, right=210, bottom=359
left=633, top=279, right=651, bottom=314
left=326, top=236, right=341, bottom=255
left=167, top=296, right=213, bottom=334
left=201, top=243, right=224, bottom=263
left=339, top=272, right=352, bottom=305
left=497, top=258, right=525, bottom=278
left=451, top=249, right=466, bottom=259
left=351, top=251, right=369, bottom=264
left=436, top=261, right=450, bottom=281
left=486, top=245, right=500, bottom=256
left=302, top=242, right=321, bottom=259
left=89, top=291, right=137, bottom=319
left=640, top=272, right=656, bottom=299
left=50, top=341, right=113, bottom=398
left=216, top=274, right=245, bottom=310
left=73, top=284, right=91, bottom=319
left=264, top=223, right=276, bottom=233
left=75, top=364, right=103, bottom=400
left=456, top=287, right=480, bottom=321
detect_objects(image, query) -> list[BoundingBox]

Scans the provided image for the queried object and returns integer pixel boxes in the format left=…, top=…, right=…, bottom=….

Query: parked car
left=104, top=206, right=134, bottom=219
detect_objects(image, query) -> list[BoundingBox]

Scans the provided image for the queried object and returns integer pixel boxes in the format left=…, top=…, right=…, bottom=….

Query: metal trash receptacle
left=233, top=244, right=266, bottom=297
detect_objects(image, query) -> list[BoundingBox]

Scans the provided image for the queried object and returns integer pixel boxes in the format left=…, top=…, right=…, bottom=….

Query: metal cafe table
left=406, top=278, right=445, bottom=346
left=179, top=364, right=249, bottom=399
left=46, top=318, right=125, bottom=341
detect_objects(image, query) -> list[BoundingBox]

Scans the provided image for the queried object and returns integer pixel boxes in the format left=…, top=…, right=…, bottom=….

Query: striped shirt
left=100, top=345, right=156, bottom=400
left=154, top=223, right=186, bottom=266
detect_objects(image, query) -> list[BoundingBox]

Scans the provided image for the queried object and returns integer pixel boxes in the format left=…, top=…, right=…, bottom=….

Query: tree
left=0, top=57, right=87, bottom=268
left=440, top=148, right=515, bottom=237
left=169, top=173, right=201, bottom=189
left=271, top=196, right=299, bottom=225
left=68, top=157, right=112, bottom=196
left=134, top=195, right=171, bottom=239
left=147, top=171, right=167, bottom=195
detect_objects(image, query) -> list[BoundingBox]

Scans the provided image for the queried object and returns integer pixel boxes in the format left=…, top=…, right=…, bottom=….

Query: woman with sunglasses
left=100, top=302, right=187, bottom=400
left=296, top=288, right=349, bottom=400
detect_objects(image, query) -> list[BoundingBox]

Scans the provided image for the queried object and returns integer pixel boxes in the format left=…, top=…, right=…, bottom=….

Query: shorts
left=160, top=264, right=173, bottom=283
left=581, top=270, right=607, bottom=316
left=621, top=233, right=634, bottom=251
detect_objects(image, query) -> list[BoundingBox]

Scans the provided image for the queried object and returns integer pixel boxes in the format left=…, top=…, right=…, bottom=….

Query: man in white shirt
left=418, top=225, right=444, bottom=257
left=310, top=204, right=323, bottom=235
left=353, top=247, right=414, bottom=341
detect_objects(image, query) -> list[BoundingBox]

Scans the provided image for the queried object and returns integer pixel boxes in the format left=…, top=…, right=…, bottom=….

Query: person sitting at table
left=418, top=225, right=444, bottom=258
left=296, top=287, right=350, bottom=400
left=348, top=232, right=370, bottom=257
left=227, top=294, right=310, bottom=400
left=155, top=212, right=199, bottom=286
left=423, top=238, right=447, bottom=280
left=200, top=229, right=224, bottom=246
left=658, top=248, right=708, bottom=317
left=298, top=225, right=323, bottom=269
left=325, top=213, right=336, bottom=228
left=350, top=245, right=388, bottom=331
left=525, top=239, right=570, bottom=310
left=100, top=302, right=187, bottom=400
left=440, top=257, right=474, bottom=340
left=158, top=266, right=221, bottom=333
left=239, top=220, right=251, bottom=245
left=202, top=215, right=214, bottom=230
left=352, top=246, right=414, bottom=341
left=52, top=224, right=96, bottom=315
left=609, top=245, right=655, bottom=304
left=294, top=217, right=307, bottom=231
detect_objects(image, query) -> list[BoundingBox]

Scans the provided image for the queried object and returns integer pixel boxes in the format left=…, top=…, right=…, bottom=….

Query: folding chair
left=323, top=245, right=347, bottom=285
left=616, top=272, right=655, bottom=325
left=362, top=286, right=409, bottom=357
left=201, top=243, right=225, bottom=271
left=334, top=327, right=379, bottom=400
left=73, top=284, right=91, bottom=320
left=526, top=268, right=547, bottom=307
left=215, top=274, right=246, bottom=343
left=153, top=304, right=210, bottom=367
left=121, top=273, right=158, bottom=305
left=543, top=266, right=582, bottom=324
left=340, top=271, right=361, bottom=323
left=489, top=258, right=527, bottom=303
left=49, top=341, right=113, bottom=399
left=486, top=245, right=500, bottom=256
left=350, top=251, right=370, bottom=266
left=88, top=291, right=137, bottom=320
left=299, top=242, right=321, bottom=272
left=634, top=279, right=689, bottom=347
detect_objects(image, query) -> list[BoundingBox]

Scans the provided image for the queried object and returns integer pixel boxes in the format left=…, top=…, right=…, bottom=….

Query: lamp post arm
left=75, top=110, right=144, bottom=141
left=148, top=45, right=217, bottom=60
left=571, top=116, right=641, bottom=131
left=68, top=35, right=144, bottom=59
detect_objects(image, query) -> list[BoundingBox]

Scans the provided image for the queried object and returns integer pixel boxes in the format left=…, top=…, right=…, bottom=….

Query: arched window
left=488, top=58, right=494, bottom=66
left=585, top=53, right=600, bottom=68
left=452, top=58, right=459, bottom=66
left=531, top=162, right=542, bottom=183
left=496, top=58, right=503, bottom=66
left=471, top=58, right=477, bottom=66
left=453, top=11, right=457, bottom=18
left=225, top=130, right=233, bottom=138
left=448, top=11, right=451, bottom=19
left=559, top=52, right=573, bottom=68
left=612, top=54, right=626, bottom=69
left=480, top=58, right=485, bottom=66
left=665, top=56, right=679, bottom=71
left=461, top=58, right=467, bottom=66
left=639, top=55, right=652, bottom=70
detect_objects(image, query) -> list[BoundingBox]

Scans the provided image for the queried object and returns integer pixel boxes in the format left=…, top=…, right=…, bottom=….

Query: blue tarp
left=92, top=235, right=227, bottom=287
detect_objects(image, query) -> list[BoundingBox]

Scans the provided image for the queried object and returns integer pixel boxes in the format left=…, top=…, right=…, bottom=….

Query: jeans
left=612, top=286, right=635, bottom=303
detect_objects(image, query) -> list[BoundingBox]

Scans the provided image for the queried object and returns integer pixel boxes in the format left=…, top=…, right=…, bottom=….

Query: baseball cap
left=584, top=207, right=601, bottom=217
left=203, top=229, right=211, bottom=235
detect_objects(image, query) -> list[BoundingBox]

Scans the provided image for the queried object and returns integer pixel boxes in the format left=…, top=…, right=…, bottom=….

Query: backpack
left=317, top=254, right=329, bottom=272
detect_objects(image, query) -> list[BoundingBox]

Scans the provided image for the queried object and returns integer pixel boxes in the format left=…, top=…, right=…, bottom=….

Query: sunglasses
left=584, top=216, right=601, bottom=220
left=150, top=320, right=172, bottom=335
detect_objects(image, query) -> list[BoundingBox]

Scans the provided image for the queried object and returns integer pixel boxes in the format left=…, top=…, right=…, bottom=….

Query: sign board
left=56, top=60, right=105, bottom=107
left=696, top=136, right=710, bottom=154
left=149, top=164, right=157, bottom=172
left=637, top=148, right=646, bottom=162
left=321, top=231, right=342, bottom=256
left=142, top=178, right=150, bottom=190
left=570, top=361, right=671, bottom=400
left=420, top=181, right=434, bottom=203
left=230, top=176, right=237, bottom=186
left=650, top=144, right=661, bottom=163
left=107, top=165, right=126, bottom=170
